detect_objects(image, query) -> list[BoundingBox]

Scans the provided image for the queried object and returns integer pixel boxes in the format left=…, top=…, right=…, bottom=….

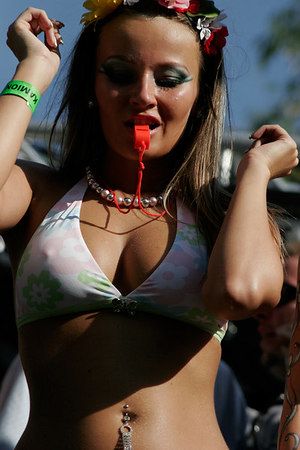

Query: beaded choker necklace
left=86, top=166, right=164, bottom=210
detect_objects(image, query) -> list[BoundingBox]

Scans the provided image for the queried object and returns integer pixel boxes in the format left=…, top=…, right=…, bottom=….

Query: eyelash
left=156, top=78, right=186, bottom=89
left=101, top=68, right=133, bottom=85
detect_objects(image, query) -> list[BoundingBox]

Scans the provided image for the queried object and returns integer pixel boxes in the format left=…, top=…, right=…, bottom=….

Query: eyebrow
left=102, top=55, right=138, bottom=64
left=102, top=56, right=192, bottom=73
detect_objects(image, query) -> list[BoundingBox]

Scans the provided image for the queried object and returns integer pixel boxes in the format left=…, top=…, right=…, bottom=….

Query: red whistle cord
left=111, top=141, right=166, bottom=217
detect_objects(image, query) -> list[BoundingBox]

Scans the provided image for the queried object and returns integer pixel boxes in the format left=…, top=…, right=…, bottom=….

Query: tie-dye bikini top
left=14, top=178, right=227, bottom=342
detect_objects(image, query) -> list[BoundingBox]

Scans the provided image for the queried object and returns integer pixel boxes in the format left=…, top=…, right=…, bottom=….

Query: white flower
left=197, top=18, right=212, bottom=40
left=197, top=12, right=227, bottom=41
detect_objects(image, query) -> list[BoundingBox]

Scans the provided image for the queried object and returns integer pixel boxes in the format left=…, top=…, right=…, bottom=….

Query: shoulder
left=3, top=162, right=81, bottom=268
left=16, top=159, right=63, bottom=190
left=15, top=159, right=80, bottom=201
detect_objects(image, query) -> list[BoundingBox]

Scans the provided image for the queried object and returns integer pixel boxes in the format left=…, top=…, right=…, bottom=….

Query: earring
left=88, top=100, right=94, bottom=109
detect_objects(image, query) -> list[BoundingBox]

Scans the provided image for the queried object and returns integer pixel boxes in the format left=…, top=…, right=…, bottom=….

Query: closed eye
left=99, top=62, right=137, bottom=86
left=155, top=77, right=191, bottom=89
left=154, top=66, right=192, bottom=89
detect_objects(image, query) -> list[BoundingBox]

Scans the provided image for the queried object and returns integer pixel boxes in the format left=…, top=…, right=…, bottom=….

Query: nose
left=129, top=73, right=157, bottom=109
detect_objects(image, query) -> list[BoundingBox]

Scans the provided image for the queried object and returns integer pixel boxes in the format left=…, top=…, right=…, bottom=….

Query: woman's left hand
left=238, top=124, right=298, bottom=182
left=203, top=124, right=298, bottom=320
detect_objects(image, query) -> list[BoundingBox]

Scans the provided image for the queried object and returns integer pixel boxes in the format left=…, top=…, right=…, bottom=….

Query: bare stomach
left=16, top=311, right=227, bottom=450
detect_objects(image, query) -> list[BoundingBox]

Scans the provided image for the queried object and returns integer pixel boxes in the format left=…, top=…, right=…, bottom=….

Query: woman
left=278, top=257, right=300, bottom=449
left=0, top=1, right=298, bottom=448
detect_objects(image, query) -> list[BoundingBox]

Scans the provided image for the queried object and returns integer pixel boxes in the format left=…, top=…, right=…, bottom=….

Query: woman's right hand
left=6, top=7, right=64, bottom=93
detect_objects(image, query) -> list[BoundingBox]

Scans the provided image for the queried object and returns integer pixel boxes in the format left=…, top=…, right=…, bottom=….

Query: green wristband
left=0, top=80, right=40, bottom=114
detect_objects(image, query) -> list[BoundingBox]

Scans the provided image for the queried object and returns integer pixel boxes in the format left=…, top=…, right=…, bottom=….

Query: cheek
left=166, top=86, right=198, bottom=122
left=96, top=85, right=119, bottom=114
left=95, top=90, right=123, bottom=135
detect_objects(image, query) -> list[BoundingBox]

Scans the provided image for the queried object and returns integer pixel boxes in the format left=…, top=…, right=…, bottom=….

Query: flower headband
left=81, top=0, right=228, bottom=55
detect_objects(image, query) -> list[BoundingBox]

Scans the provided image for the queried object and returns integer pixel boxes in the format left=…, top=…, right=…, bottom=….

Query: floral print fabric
left=15, top=178, right=227, bottom=342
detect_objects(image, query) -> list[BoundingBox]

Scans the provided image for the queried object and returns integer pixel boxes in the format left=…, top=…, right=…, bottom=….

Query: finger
left=18, top=7, right=54, bottom=33
left=250, top=124, right=288, bottom=141
left=252, top=139, right=262, bottom=149
left=43, top=19, right=64, bottom=56
left=52, top=20, right=65, bottom=30
left=245, top=138, right=262, bottom=153
left=44, top=32, right=61, bottom=58
left=51, top=20, right=64, bottom=46
left=43, top=19, right=57, bottom=48
left=22, top=7, right=57, bottom=48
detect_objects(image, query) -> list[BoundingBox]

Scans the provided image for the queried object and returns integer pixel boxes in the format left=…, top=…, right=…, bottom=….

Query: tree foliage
left=252, top=0, right=300, bottom=134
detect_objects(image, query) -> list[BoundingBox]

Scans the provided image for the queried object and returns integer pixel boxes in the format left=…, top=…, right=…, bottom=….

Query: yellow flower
left=81, top=0, right=123, bottom=25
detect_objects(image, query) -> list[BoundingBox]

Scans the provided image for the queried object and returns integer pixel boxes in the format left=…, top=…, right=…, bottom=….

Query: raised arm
left=202, top=124, right=299, bottom=320
left=278, top=258, right=300, bottom=449
left=0, top=7, right=63, bottom=232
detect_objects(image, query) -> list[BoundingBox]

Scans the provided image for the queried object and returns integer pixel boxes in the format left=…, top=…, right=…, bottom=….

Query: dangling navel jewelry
left=119, top=404, right=133, bottom=450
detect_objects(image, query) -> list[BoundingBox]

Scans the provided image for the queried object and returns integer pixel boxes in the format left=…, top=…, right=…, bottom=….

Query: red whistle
left=134, top=125, right=150, bottom=150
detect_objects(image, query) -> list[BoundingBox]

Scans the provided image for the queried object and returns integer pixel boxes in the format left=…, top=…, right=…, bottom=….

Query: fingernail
left=53, top=20, right=65, bottom=29
left=53, top=37, right=58, bottom=47
left=58, top=36, right=64, bottom=45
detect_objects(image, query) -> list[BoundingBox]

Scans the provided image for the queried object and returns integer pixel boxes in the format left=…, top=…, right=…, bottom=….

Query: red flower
left=158, top=0, right=190, bottom=12
left=187, top=0, right=201, bottom=14
left=174, top=6, right=189, bottom=12
left=203, top=26, right=228, bottom=55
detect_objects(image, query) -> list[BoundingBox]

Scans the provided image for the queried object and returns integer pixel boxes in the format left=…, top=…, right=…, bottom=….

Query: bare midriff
left=16, top=311, right=227, bottom=450
left=8, top=176, right=228, bottom=449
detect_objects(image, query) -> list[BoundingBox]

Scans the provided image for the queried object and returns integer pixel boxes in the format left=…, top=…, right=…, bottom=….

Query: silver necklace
left=86, top=166, right=164, bottom=209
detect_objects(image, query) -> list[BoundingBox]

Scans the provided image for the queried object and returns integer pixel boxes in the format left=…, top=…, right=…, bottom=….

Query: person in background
left=0, top=238, right=16, bottom=382
left=0, top=355, right=29, bottom=450
left=278, top=256, right=300, bottom=449
left=215, top=359, right=248, bottom=449
left=257, top=254, right=298, bottom=383
left=246, top=254, right=298, bottom=449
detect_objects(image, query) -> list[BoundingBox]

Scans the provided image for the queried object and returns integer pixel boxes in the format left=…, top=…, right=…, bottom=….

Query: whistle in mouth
left=134, top=125, right=150, bottom=150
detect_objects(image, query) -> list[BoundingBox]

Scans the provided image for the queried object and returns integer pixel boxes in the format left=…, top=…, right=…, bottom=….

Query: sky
left=0, top=0, right=292, bottom=132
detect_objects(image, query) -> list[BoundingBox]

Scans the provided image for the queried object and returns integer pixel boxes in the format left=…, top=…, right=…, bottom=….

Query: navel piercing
left=120, top=424, right=133, bottom=450
left=119, top=405, right=133, bottom=450
left=123, top=412, right=131, bottom=423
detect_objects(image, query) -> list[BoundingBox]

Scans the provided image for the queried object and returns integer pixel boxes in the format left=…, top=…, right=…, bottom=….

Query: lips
left=126, top=115, right=161, bottom=131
